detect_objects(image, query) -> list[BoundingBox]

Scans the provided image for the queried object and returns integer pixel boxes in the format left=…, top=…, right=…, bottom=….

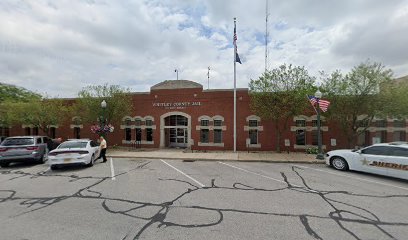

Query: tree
left=0, top=83, right=41, bottom=103
left=249, top=64, right=316, bottom=152
left=0, top=83, right=42, bottom=130
left=2, top=98, right=72, bottom=137
left=75, top=84, right=133, bottom=136
left=321, top=61, right=393, bottom=148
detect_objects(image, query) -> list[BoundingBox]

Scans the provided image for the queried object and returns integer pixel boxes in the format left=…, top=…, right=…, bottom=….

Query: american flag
left=234, top=23, right=242, bottom=64
left=308, top=95, right=317, bottom=106
left=318, top=99, right=330, bottom=112
left=308, top=95, right=330, bottom=112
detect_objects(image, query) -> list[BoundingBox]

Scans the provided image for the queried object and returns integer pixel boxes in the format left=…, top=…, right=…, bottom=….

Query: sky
left=1, top=0, right=408, bottom=98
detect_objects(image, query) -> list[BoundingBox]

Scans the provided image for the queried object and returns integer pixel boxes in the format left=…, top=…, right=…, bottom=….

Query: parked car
left=48, top=139, right=100, bottom=170
left=0, top=136, right=50, bottom=167
left=325, top=142, right=408, bottom=180
left=0, top=136, right=6, bottom=144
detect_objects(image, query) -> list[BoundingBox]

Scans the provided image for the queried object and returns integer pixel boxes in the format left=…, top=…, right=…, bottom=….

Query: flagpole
left=233, top=18, right=237, bottom=153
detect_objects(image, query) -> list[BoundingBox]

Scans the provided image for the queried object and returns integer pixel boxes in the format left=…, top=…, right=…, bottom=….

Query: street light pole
left=315, top=90, right=324, bottom=160
left=101, top=100, right=107, bottom=136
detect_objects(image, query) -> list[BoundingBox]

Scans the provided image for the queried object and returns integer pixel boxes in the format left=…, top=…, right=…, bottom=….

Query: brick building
left=1, top=80, right=407, bottom=151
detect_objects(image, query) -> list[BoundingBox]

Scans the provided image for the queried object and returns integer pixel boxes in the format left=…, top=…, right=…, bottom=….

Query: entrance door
left=164, top=115, right=189, bottom=148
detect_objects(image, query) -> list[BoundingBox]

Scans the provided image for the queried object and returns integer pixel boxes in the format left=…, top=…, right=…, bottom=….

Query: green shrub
left=306, top=147, right=319, bottom=154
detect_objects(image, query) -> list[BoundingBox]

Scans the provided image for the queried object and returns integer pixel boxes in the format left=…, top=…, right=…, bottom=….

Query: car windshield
left=58, top=141, right=88, bottom=149
left=1, top=138, right=34, bottom=146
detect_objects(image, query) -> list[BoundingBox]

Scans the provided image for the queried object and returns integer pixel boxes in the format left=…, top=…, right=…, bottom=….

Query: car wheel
left=331, top=156, right=349, bottom=171
left=0, top=162, right=10, bottom=168
left=37, top=154, right=45, bottom=164
left=87, top=154, right=95, bottom=167
left=50, top=165, right=58, bottom=170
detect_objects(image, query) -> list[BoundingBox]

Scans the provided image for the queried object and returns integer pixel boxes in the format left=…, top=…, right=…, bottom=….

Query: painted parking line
left=110, top=157, right=116, bottom=181
left=218, top=161, right=316, bottom=191
left=292, top=164, right=408, bottom=191
left=161, top=160, right=205, bottom=188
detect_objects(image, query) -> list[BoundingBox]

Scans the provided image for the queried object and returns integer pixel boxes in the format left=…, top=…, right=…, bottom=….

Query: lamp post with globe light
left=315, top=90, right=325, bottom=160
left=100, top=100, right=107, bottom=137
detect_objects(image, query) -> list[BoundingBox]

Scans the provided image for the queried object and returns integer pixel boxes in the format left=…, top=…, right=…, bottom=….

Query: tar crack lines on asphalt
left=0, top=162, right=407, bottom=240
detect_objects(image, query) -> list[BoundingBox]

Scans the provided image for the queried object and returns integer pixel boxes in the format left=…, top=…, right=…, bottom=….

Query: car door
left=90, top=141, right=100, bottom=157
left=385, top=147, right=408, bottom=180
left=358, top=146, right=390, bottom=176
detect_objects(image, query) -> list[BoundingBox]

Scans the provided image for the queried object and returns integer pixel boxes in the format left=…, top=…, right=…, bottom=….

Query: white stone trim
left=70, top=124, right=83, bottom=129
left=144, top=115, right=154, bottom=121
left=290, top=126, right=328, bottom=131
left=246, top=115, right=261, bottom=122
left=244, top=126, right=264, bottom=131
left=198, top=115, right=211, bottom=121
left=141, top=140, right=154, bottom=145
left=122, top=116, right=133, bottom=121
left=247, top=144, right=261, bottom=148
left=212, top=115, right=224, bottom=121
left=198, top=142, right=224, bottom=147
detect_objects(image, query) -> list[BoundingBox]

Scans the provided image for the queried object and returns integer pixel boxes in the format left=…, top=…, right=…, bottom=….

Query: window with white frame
left=296, top=129, right=306, bottom=145
left=201, top=119, right=209, bottom=126
left=249, top=120, right=258, bottom=127
left=394, top=119, right=405, bottom=128
left=249, top=129, right=258, bottom=144
left=376, top=120, right=387, bottom=128
left=214, top=120, right=222, bottom=126
left=296, top=120, right=306, bottom=127
left=125, top=128, right=131, bottom=141
left=135, top=119, right=142, bottom=126
left=201, top=129, right=209, bottom=143
left=146, top=119, right=153, bottom=126
left=214, top=129, right=222, bottom=143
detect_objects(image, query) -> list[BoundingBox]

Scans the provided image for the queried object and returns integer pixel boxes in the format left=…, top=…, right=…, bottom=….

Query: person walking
left=99, top=136, right=107, bottom=163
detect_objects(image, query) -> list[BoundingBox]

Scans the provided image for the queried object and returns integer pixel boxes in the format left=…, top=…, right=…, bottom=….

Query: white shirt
left=100, top=139, right=107, bottom=149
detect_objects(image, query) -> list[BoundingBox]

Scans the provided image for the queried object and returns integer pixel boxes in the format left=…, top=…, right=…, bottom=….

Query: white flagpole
left=233, top=18, right=237, bottom=153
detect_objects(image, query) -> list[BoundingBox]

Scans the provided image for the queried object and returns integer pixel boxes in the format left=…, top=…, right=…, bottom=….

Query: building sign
left=152, top=101, right=202, bottom=110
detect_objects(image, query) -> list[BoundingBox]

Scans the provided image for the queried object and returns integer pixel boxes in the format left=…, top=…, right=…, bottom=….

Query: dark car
left=0, top=136, right=50, bottom=167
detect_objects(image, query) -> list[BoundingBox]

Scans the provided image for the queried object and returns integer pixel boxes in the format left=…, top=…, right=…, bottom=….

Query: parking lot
left=0, top=158, right=407, bottom=240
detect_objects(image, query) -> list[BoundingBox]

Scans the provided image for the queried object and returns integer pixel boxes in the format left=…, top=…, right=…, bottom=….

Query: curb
left=107, top=155, right=325, bottom=164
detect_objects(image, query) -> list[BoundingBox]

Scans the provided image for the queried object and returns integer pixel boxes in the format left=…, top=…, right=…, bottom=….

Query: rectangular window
left=125, top=128, right=131, bottom=141
left=214, top=120, right=222, bottom=126
left=357, top=120, right=369, bottom=128
left=33, top=127, right=39, bottom=135
left=249, top=120, right=258, bottom=127
left=376, top=130, right=387, bottom=142
left=146, top=128, right=153, bottom=142
left=214, top=129, right=222, bottom=143
left=296, top=120, right=306, bottom=127
left=249, top=129, right=258, bottom=144
left=135, top=119, right=142, bottom=126
left=393, top=120, right=405, bottom=128
left=135, top=128, right=142, bottom=141
left=393, top=131, right=406, bottom=141
left=201, top=120, right=209, bottom=126
left=296, top=129, right=305, bottom=145
left=312, top=120, right=318, bottom=127
left=145, top=120, right=153, bottom=126
left=200, top=129, right=209, bottom=143
left=376, top=120, right=387, bottom=128
left=74, top=127, right=81, bottom=139
left=25, top=127, right=31, bottom=136
left=50, top=127, right=56, bottom=139
left=312, top=130, right=322, bottom=146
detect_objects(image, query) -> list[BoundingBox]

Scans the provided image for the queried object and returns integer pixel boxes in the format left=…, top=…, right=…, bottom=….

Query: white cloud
left=0, top=0, right=407, bottom=97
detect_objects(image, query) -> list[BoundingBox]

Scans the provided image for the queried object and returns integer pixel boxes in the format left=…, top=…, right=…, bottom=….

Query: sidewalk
left=107, top=148, right=324, bottom=163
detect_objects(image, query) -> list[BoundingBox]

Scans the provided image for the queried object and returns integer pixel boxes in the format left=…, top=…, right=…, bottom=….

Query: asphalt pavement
left=0, top=158, right=407, bottom=240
